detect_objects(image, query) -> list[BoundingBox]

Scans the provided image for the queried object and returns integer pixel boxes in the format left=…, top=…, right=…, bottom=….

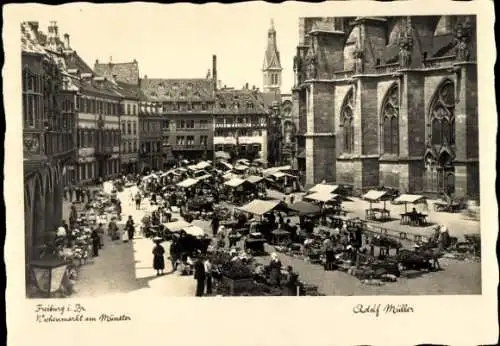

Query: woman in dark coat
left=269, top=253, right=282, bottom=288
left=91, top=229, right=100, bottom=257
left=152, top=238, right=165, bottom=276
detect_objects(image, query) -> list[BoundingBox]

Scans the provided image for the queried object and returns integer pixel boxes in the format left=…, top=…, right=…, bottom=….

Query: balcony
left=95, top=145, right=113, bottom=157
left=375, top=63, right=400, bottom=74
left=215, top=122, right=264, bottom=129
left=332, top=70, right=355, bottom=80
left=171, top=144, right=210, bottom=151
left=423, top=55, right=456, bottom=69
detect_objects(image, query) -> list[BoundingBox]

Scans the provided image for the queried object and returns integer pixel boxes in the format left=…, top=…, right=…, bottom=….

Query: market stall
left=176, top=178, right=200, bottom=189
left=362, top=190, right=391, bottom=221
left=393, top=194, right=429, bottom=226
left=215, top=151, right=231, bottom=161
left=307, top=183, right=339, bottom=194
left=288, top=201, right=321, bottom=216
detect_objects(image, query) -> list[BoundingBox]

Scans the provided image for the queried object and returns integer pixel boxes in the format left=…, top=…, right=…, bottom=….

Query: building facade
left=214, top=86, right=269, bottom=161
left=293, top=16, right=478, bottom=198
left=94, top=60, right=141, bottom=174
left=139, top=56, right=216, bottom=164
left=22, top=21, right=76, bottom=273
left=137, top=98, right=163, bottom=172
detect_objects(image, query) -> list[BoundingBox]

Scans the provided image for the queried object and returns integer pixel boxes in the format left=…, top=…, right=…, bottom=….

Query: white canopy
left=196, top=161, right=211, bottom=170
left=187, top=164, right=199, bottom=171
left=196, top=174, right=212, bottom=181
left=234, top=164, right=249, bottom=171
left=393, top=194, right=426, bottom=204
left=362, top=190, right=390, bottom=202
left=164, top=220, right=191, bottom=232
left=224, top=178, right=247, bottom=187
left=182, top=225, right=205, bottom=237
left=237, top=199, right=282, bottom=216
left=176, top=178, right=199, bottom=188
left=308, top=184, right=339, bottom=194
left=246, top=175, right=264, bottom=184
left=219, top=161, right=233, bottom=170
left=261, top=165, right=291, bottom=177
left=305, top=192, right=339, bottom=203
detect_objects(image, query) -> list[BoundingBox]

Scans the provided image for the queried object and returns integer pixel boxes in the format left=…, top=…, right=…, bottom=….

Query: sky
left=21, top=3, right=304, bottom=93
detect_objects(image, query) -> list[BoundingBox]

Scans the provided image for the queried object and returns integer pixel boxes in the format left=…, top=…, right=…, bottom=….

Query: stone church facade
left=293, top=16, right=478, bottom=199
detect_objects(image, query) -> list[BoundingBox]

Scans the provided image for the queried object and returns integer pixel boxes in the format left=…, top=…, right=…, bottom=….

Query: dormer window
left=220, top=102, right=226, bottom=109
left=180, top=91, right=185, bottom=98
left=246, top=102, right=254, bottom=110
left=193, top=91, right=201, bottom=98
left=159, top=82, right=165, bottom=89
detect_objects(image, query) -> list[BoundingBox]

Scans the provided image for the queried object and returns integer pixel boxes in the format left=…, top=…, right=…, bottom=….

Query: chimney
left=212, top=55, right=217, bottom=91
left=63, top=33, right=71, bottom=49
left=109, top=56, right=112, bottom=63
left=95, top=59, right=99, bottom=65
left=144, top=75, right=148, bottom=79
left=27, top=21, right=39, bottom=32
left=245, top=83, right=249, bottom=89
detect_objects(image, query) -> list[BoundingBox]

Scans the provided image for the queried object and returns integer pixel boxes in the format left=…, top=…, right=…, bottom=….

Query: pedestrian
left=152, top=237, right=165, bottom=276
left=91, top=228, right=100, bottom=257
left=135, top=192, right=142, bottom=210
left=204, top=257, right=213, bottom=295
left=169, top=238, right=180, bottom=272
left=269, top=252, right=282, bottom=288
left=108, top=217, right=120, bottom=241
left=125, top=216, right=135, bottom=241
left=290, top=194, right=295, bottom=205
left=69, top=204, right=78, bottom=228
left=96, top=223, right=105, bottom=248
left=194, top=254, right=206, bottom=297
left=63, top=186, right=69, bottom=201
left=86, top=188, right=91, bottom=203
left=211, top=214, right=220, bottom=237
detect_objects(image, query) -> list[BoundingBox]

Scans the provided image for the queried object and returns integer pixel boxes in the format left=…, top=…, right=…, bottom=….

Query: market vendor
left=108, top=217, right=120, bottom=241
left=91, top=228, right=100, bottom=257
left=284, top=266, right=299, bottom=296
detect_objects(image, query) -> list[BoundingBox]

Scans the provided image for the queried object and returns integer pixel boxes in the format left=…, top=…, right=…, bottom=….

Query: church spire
left=262, top=18, right=282, bottom=93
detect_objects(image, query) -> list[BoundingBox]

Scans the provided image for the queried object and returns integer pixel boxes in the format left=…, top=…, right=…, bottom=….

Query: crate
left=222, top=276, right=255, bottom=295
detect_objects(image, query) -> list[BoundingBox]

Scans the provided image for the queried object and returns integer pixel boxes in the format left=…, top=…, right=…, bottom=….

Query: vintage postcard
left=3, top=1, right=498, bottom=345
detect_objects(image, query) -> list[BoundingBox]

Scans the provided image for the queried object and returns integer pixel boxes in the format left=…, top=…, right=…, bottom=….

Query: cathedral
left=293, top=16, right=478, bottom=199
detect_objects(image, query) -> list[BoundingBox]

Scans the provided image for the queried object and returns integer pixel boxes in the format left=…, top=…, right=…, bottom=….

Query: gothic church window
left=340, top=89, right=355, bottom=154
left=381, top=84, right=399, bottom=155
left=429, top=80, right=455, bottom=146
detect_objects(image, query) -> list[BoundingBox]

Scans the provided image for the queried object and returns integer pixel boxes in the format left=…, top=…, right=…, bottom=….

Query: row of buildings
left=291, top=16, right=479, bottom=199
left=22, top=20, right=292, bottom=266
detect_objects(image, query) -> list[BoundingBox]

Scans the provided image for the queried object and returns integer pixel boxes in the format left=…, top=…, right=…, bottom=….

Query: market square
left=21, top=14, right=481, bottom=298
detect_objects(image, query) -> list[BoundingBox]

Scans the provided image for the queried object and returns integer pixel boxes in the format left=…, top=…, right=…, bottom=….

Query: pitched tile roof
left=21, top=22, right=47, bottom=56
left=139, top=78, right=214, bottom=102
left=64, top=51, right=94, bottom=75
left=94, top=61, right=140, bottom=85
left=215, top=89, right=268, bottom=113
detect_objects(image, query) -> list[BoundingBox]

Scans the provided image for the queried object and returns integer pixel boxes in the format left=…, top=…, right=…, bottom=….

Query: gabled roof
left=94, top=61, right=140, bottom=85
left=21, top=22, right=46, bottom=55
left=115, top=81, right=141, bottom=100
left=214, top=88, right=268, bottom=113
left=64, top=51, right=94, bottom=75
left=139, top=78, right=214, bottom=102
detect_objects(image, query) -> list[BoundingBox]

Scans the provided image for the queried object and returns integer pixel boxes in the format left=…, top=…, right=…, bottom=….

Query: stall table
left=365, top=208, right=391, bottom=221
left=400, top=212, right=428, bottom=226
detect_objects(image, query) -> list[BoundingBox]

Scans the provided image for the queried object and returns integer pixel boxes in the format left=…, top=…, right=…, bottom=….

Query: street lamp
left=29, top=258, right=67, bottom=298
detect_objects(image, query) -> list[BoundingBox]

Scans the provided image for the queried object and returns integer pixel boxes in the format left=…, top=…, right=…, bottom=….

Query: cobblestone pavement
left=71, top=187, right=196, bottom=298
left=67, top=185, right=481, bottom=297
